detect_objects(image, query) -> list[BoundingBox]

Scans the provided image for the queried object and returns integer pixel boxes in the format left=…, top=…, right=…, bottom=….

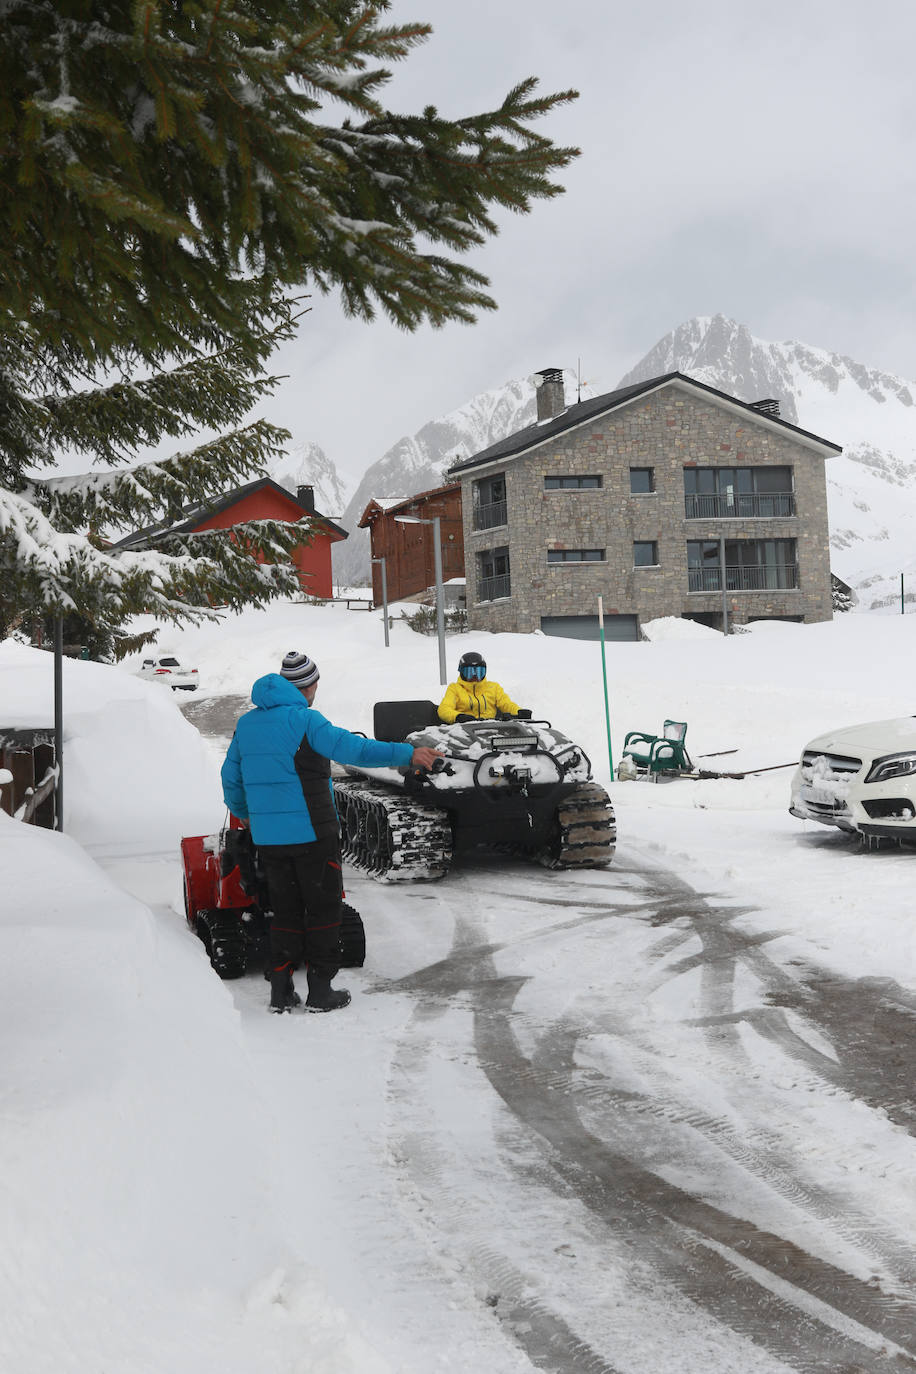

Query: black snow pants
left=257, top=835, right=343, bottom=978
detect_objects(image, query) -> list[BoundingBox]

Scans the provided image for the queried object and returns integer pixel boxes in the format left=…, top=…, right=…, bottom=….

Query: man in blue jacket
left=221, top=650, right=443, bottom=1014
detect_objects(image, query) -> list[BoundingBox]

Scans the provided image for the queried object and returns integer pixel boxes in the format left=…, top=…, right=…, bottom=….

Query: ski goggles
left=460, top=664, right=486, bottom=682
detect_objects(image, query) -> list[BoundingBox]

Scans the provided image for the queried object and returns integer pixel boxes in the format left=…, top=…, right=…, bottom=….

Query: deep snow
left=2, top=601, right=916, bottom=1372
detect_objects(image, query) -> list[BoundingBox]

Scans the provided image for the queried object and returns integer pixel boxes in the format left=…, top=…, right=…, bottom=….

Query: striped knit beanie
left=280, top=650, right=320, bottom=689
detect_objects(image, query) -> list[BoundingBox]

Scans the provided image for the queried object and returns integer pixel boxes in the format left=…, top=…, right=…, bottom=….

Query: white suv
left=790, top=716, right=916, bottom=841
left=138, top=655, right=199, bottom=691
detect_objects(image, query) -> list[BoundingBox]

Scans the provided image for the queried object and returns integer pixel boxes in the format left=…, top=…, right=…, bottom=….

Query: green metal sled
left=622, top=720, right=692, bottom=778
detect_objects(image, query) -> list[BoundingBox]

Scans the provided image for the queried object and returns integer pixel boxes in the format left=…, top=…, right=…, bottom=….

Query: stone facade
left=459, top=380, right=835, bottom=636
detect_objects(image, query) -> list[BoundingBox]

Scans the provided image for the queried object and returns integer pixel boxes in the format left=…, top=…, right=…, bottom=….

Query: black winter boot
left=269, top=962, right=302, bottom=1013
left=305, top=970, right=351, bottom=1013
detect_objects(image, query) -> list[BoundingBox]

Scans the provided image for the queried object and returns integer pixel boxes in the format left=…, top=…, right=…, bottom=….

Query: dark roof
left=113, top=476, right=348, bottom=550
left=357, top=483, right=460, bottom=529
left=446, top=372, right=843, bottom=476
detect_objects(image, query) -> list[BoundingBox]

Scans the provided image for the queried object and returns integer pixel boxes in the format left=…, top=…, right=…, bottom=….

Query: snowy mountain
left=267, top=439, right=349, bottom=521
left=618, top=315, right=916, bottom=610
left=314, top=315, right=916, bottom=609
left=332, top=371, right=587, bottom=586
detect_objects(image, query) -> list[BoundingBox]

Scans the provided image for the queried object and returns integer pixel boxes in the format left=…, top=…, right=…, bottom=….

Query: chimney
left=534, top=367, right=566, bottom=423
left=297, top=484, right=315, bottom=513
left=749, top=398, right=780, bottom=419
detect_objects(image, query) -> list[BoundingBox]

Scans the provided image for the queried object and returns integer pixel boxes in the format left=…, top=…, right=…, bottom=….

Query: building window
left=633, top=541, right=659, bottom=567
left=473, top=474, right=507, bottom=531
left=687, top=539, right=798, bottom=591
left=476, top=546, right=511, bottom=601
left=683, top=466, right=795, bottom=518
left=544, top=475, right=603, bottom=490
left=630, top=468, right=655, bottom=494
left=547, top=548, right=606, bottom=563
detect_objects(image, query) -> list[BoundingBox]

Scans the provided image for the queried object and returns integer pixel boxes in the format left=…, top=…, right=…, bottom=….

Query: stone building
left=447, top=369, right=841, bottom=639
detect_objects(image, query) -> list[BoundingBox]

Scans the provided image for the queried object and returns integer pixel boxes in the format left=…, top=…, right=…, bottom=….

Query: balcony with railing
left=688, top=564, right=799, bottom=593
left=474, top=498, right=508, bottom=531
left=684, top=492, right=796, bottom=519
left=477, top=572, right=511, bottom=602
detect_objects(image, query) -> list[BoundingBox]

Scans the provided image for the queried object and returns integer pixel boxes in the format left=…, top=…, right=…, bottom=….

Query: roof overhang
left=448, top=374, right=842, bottom=480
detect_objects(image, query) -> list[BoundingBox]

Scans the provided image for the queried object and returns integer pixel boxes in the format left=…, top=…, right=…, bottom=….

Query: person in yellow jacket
left=437, top=651, right=532, bottom=724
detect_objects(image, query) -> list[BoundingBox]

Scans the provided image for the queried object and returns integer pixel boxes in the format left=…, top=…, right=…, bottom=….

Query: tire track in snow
left=383, top=855, right=916, bottom=1371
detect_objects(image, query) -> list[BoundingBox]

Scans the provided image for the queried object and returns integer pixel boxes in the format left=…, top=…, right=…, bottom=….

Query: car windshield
left=159, top=657, right=181, bottom=667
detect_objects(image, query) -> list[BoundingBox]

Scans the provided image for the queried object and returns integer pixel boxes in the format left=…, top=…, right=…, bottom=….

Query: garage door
left=540, top=614, right=639, bottom=642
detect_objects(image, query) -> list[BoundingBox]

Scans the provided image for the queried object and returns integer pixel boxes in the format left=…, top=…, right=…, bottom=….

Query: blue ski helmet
left=458, top=651, right=486, bottom=683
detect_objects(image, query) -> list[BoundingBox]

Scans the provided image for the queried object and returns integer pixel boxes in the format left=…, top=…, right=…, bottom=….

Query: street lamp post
left=394, top=514, right=447, bottom=685
left=371, top=556, right=389, bottom=647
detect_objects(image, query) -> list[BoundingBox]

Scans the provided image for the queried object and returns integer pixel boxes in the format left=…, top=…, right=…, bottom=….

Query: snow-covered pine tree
left=0, top=1, right=578, bottom=642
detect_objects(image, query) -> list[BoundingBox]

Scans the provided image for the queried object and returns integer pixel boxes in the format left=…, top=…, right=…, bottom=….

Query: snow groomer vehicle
left=332, top=700, right=616, bottom=881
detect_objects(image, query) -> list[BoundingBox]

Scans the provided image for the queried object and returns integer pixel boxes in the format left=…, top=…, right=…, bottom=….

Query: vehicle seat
left=373, top=700, right=440, bottom=742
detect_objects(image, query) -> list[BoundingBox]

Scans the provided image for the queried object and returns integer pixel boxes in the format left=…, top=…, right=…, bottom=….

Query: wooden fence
left=0, top=729, right=57, bottom=828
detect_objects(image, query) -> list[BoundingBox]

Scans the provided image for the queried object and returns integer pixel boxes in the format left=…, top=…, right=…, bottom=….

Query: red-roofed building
left=117, top=479, right=347, bottom=599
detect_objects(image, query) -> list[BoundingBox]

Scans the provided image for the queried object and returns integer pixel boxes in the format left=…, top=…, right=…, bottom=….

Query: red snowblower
left=180, top=815, right=366, bottom=980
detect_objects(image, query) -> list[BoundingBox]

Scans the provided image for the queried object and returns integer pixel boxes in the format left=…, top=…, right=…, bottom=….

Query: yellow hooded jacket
left=438, top=676, right=520, bottom=723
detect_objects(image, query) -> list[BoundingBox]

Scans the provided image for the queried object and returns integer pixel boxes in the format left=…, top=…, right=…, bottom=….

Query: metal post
left=54, top=615, right=63, bottom=831
left=597, top=596, right=614, bottom=777
left=432, top=517, right=447, bottom=686
left=393, top=511, right=447, bottom=683
left=720, top=537, right=729, bottom=635
left=902, top=572, right=905, bottom=615
left=371, top=557, right=389, bottom=646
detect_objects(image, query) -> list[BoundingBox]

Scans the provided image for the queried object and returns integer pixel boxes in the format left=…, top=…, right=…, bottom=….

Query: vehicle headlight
left=865, top=752, right=916, bottom=783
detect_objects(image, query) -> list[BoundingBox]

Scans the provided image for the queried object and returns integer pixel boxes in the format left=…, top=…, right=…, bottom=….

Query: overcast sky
left=260, top=1, right=916, bottom=483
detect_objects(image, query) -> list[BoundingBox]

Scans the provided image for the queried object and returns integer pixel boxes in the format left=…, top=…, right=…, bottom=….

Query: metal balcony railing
left=684, top=492, right=796, bottom=519
left=688, top=564, right=799, bottom=593
left=474, top=499, right=508, bottom=530
left=477, top=573, right=511, bottom=602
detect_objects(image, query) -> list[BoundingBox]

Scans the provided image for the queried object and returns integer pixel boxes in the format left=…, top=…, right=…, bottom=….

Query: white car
left=138, top=655, right=200, bottom=691
left=790, top=716, right=916, bottom=842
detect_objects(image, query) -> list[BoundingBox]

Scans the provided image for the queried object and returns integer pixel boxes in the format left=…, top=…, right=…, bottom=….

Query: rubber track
left=334, top=779, right=453, bottom=882
left=539, top=782, right=617, bottom=869
left=198, top=909, right=248, bottom=979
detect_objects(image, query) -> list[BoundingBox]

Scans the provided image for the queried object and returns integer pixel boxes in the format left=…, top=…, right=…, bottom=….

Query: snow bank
left=640, top=615, right=721, bottom=641
left=0, top=641, right=222, bottom=853
left=0, top=813, right=396, bottom=1374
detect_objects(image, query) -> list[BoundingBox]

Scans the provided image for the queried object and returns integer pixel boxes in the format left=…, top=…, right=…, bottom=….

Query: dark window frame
left=473, top=473, right=508, bottom=531
left=476, top=544, right=511, bottom=602
left=543, top=475, right=603, bottom=490
left=633, top=541, right=659, bottom=568
left=686, top=538, right=799, bottom=591
left=546, top=548, right=606, bottom=564
left=629, top=468, right=655, bottom=494
left=683, top=465, right=795, bottom=518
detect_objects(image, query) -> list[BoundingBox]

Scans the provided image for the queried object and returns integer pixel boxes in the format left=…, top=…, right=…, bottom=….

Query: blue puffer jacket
left=221, top=674, right=413, bottom=846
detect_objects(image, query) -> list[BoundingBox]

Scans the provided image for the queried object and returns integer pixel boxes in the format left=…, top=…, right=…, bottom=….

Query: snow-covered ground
left=2, top=602, right=916, bottom=1373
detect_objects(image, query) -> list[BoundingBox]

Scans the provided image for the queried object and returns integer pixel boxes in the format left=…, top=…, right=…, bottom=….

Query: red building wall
left=191, top=487, right=343, bottom=599
left=363, top=487, right=464, bottom=603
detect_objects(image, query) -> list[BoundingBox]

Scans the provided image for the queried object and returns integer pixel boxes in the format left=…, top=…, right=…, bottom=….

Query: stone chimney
left=749, top=398, right=780, bottom=419
left=534, top=367, right=566, bottom=423
left=296, top=484, right=315, bottom=513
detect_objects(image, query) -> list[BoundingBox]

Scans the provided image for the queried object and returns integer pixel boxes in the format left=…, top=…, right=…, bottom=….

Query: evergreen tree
left=0, top=2, right=578, bottom=642
left=831, top=575, right=854, bottom=613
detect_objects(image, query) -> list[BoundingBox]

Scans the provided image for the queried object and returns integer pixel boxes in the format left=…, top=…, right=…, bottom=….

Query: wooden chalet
left=358, top=484, right=464, bottom=604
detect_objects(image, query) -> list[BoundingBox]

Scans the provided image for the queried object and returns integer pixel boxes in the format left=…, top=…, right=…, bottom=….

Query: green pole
left=598, top=596, right=614, bottom=778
